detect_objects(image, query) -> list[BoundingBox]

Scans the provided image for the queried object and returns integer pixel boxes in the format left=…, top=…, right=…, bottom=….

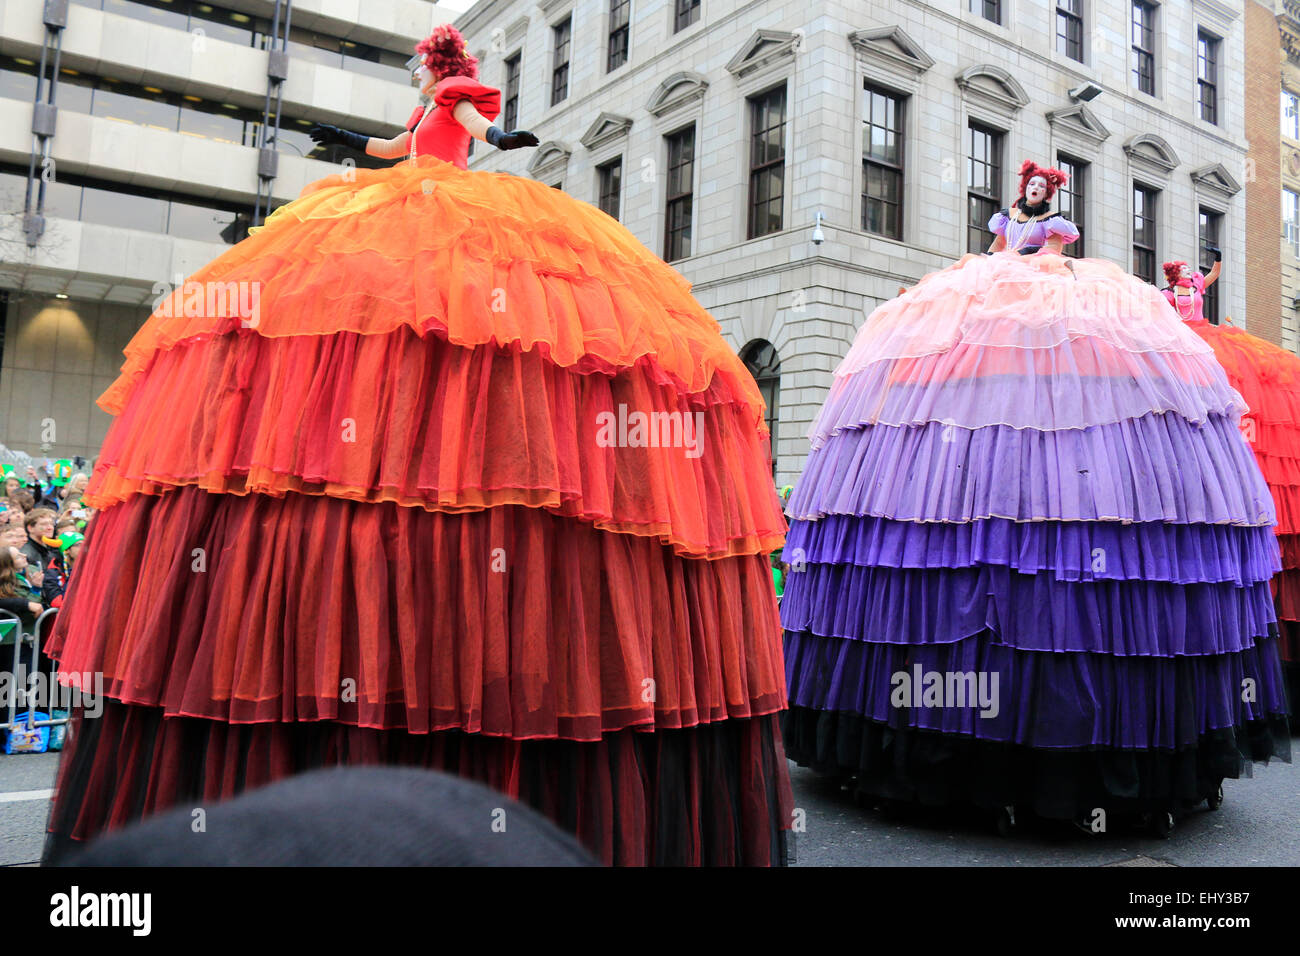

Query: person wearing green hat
left=40, top=531, right=83, bottom=610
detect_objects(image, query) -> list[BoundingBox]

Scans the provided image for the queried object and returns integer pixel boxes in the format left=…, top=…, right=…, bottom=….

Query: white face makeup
left=414, top=64, right=437, bottom=94
left=1179, top=264, right=1193, bottom=280
left=1025, top=175, right=1048, bottom=204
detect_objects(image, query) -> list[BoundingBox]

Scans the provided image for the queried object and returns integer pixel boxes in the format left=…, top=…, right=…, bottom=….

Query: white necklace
left=409, top=103, right=434, bottom=160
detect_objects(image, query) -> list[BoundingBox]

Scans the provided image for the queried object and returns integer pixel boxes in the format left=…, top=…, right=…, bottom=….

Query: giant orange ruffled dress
left=1182, top=314, right=1300, bottom=714
left=43, top=76, right=793, bottom=865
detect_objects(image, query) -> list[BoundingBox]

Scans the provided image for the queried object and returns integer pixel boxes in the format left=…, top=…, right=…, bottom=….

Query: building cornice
left=955, top=64, right=1030, bottom=114
left=526, top=140, right=572, bottom=181
left=1192, top=0, right=1241, bottom=34
left=725, top=29, right=800, bottom=80
left=848, top=26, right=935, bottom=78
left=580, top=112, right=633, bottom=150
left=1046, top=102, right=1112, bottom=149
left=1124, top=132, right=1181, bottom=180
left=1191, top=162, right=1243, bottom=199
left=1281, top=2, right=1300, bottom=65
left=646, top=71, right=710, bottom=118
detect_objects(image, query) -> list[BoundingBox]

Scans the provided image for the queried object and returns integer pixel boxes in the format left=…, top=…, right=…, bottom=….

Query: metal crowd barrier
left=1, top=606, right=69, bottom=735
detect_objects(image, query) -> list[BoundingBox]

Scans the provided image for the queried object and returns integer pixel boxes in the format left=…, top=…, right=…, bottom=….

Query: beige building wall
left=461, top=0, right=1251, bottom=486
left=0, top=0, right=465, bottom=461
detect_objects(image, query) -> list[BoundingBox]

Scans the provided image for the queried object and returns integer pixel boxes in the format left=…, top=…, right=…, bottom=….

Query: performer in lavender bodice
left=1161, top=252, right=1222, bottom=323
left=782, top=156, right=1289, bottom=835
left=986, top=161, right=1080, bottom=255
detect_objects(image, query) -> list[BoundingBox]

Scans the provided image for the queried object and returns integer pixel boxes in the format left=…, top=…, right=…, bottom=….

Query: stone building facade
left=460, top=0, right=1250, bottom=485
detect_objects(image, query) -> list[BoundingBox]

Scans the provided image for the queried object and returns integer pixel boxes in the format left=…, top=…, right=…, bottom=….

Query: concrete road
left=3, top=740, right=1296, bottom=867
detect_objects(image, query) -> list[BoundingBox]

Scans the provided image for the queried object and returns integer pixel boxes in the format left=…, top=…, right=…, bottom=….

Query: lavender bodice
left=988, top=209, right=1080, bottom=252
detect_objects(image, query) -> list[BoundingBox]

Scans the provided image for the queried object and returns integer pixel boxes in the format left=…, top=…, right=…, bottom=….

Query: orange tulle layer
left=1187, top=320, right=1300, bottom=536
left=85, top=327, right=784, bottom=560
left=47, top=488, right=786, bottom=740
left=99, top=156, right=762, bottom=417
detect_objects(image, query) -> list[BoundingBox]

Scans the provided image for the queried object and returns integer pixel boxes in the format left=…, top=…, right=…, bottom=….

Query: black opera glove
left=308, top=123, right=370, bottom=152
left=486, top=126, right=540, bottom=150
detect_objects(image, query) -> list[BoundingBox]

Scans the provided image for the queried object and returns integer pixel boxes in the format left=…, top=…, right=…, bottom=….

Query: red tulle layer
left=1187, top=320, right=1300, bottom=535
left=48, top=702, right=794, bottom=866
left=85, top=327, right=783, bottom=560
left=100, top=157, right=762, bottom=417
left=1281, top=620, right=1300, bottom=663
left=47, top=488, right=786, bottom=739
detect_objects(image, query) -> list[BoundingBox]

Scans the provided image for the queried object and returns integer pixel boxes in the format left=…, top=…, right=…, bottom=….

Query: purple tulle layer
left=783, top=629, right=1289, bottom=749
left=784, top=515, right=1281, bottom=584
left=788, top=413, right=1273, bottom=526
left=778, top=563, right=1276, bottom=656
left=810, top=344, right=1243, bottom=442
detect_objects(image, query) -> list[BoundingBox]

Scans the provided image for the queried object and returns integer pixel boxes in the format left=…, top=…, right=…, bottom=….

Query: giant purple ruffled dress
left=780, top=248, right=1291, bottom=826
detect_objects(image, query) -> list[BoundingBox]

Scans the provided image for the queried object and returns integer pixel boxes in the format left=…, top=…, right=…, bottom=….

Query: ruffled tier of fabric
left=788, top=413, right=1274, bottom=526
left=84, top=327, right=783, bottom=559
left=811, top=343, right=1240, bottom=442
left=783, top=630, right=1289, bottom=749
left=1185, top=320, right=1300, bottom=542
left=780, top=564, right=1275, bottom=656
left=47, top=488, right=785, bottom=739
left=100, top=156, right=759, bottom=416
left=1186, top=320, right=1300, bottom=422
left=785, top=515, right=1280, bottom=584
left=782, top=706, right=1290, bottom=820
left=836, top=252, right=1219, bottom=365
left=46, top=701, right=793, bottom=867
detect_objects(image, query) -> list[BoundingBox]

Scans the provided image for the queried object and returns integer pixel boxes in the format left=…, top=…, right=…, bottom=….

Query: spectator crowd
left=1, top=463, right=90, bottom=676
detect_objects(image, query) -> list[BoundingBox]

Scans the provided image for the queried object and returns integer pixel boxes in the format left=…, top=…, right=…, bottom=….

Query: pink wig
left=415, top=24, right=478, bottom=80
left=1017, top=160, right=1069, bottom=202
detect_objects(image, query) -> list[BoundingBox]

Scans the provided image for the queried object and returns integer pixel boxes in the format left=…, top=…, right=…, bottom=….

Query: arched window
left=740, top=339, right=780, bottom=477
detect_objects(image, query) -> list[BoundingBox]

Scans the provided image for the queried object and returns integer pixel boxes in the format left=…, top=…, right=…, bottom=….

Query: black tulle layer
left=782, top=705, right=1292, bottom=820
left=44, top=700, right=792, bottom=867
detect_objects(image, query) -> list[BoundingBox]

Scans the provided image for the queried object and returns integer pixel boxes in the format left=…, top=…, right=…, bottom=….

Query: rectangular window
left=1132, top=1, right=1156, bottom=96
left=1057, top=0, right=1084, bottom=61
left=1133, top=183, right=1158, bottom=283
left=1285, top=189, right=1300, bottom=259
left=551, top=17, right=571, bottom=107
left=598, top=157, right=622, bottom=220
left=862, top=84, right=904, bottom=240
left=969, top=0, right=1001, bottom=24
left=664, top=125, right=695, bottom=261
left=608, top=0, right=630, bottom=72
left=1199, top=207, right=1222, bottom=324
left=1056, top=154, right=1087, bottom=257
left=747, top=85, right=786, bottom=240
left=1197, top=30, right=1219, bottom=124
left=967, top=122, right=1003, bottom=255
left=675, top=0, right=701, bottom=32
left=503, top=52, right=521, bottom=130
left=1284, top=91, right=1300, bottom=140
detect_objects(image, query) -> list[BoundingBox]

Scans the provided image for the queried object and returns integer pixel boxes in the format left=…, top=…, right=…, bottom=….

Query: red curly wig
left=1017, top=160, right=1069, bottom=202
left=415, top=24, right=478, bottom=80
left=1163, top=261, right=1190, bottom=285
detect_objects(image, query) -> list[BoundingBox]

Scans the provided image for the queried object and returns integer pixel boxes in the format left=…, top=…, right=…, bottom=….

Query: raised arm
left=1203, top=252, right=1222, bottom=289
